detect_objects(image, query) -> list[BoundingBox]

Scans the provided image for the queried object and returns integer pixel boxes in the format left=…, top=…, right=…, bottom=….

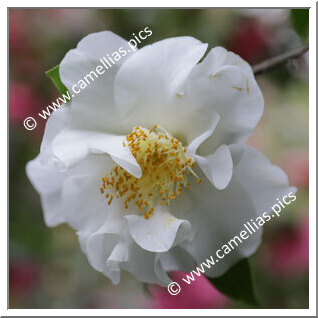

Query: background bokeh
left=9, top=8, right=309, bottom=309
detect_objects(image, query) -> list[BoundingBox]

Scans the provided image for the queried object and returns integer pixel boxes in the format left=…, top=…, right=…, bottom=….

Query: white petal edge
left=60, top=31, right=137, bottom=92
left=187, top=113, right=233, bottom=189
left=125, top=207, right=191, bottom=253
left=230, top=144, right=297, bottom=213
left=52, top=129, right=142, bottom=178
left=194, top=145, right=233, bottom=190
left=114, top=36, right=208, bottom=130
left=185, top=46, right=264, bottom=152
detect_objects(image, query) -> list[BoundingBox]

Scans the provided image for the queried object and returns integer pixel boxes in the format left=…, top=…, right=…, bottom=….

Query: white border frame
left=3, top=1, right=316, bottom=316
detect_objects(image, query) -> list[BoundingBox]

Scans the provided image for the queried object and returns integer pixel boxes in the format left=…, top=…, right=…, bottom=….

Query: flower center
left=100, top=125, right=201, bottom=219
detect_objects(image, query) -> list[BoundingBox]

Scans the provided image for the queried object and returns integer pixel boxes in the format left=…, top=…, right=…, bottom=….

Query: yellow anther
left=108, top=195, right=113, bottom=205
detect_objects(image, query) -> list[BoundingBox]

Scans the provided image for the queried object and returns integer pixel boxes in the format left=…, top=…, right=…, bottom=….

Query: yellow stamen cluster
left=100, top=125, right=201, bottom=219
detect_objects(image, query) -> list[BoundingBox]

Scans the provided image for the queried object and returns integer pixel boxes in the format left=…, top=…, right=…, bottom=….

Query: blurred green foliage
left=209, top=259, right=258, bottom=307
left=291, top=9, right=309, bottom=40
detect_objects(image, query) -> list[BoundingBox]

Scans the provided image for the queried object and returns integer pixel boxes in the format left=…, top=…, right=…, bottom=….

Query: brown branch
left=252, top=44, right=309, bottom=75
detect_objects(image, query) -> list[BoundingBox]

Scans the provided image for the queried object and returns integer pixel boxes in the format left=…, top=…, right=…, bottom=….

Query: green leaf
left=290, top=9, right=309, bottom=40
left=208, top=258, right=258, bottom=306
left=45, top=65, right=69, bottom=96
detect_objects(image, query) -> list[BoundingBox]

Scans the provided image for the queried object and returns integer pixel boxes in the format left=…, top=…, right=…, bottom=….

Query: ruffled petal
left=28, top=152, right=116, bottom=231
left=125, top=207, right=191, bottom=253
left=230, top=144, right=297, bottom=213
left=52, top=129, right=141, bottom=178
left=114, top=36, right=208, bottom=143
left=186, top=46, right=264, bottom=153
left=78, top=230, right=121, bottom=284
left=78, top=229, right=172, bottom=285
left=187, top=112, right=220, bottom=154
left=187, top=114, right=233, bottom=189
left=194, top=145, right=233, bottom=190
left=26, top=158, right=67, bottom=226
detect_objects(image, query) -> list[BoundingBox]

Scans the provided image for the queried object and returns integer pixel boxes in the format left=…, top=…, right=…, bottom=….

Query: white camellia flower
left=27, top=32, right=295, bottom=286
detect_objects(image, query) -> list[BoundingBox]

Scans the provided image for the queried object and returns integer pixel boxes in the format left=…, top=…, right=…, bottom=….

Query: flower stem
left=252, top=44, right=309, bottom=75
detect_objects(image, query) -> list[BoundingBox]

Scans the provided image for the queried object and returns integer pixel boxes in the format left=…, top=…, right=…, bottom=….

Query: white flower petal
left=59, top=31, right=135, bottom=133
left=52, top=129, right=141, bottom=178
left=114, top=37, right=208, bottom=141
left=187, top=115, right=233, bottom=189
left=181, top=177, right=262, bottom=278
left=60, top=31, right=135, bottom=88
left=26, top=158, right=67, bottom=227
left=78, top=230, right=171, bottom=285
left=40, top=192, right=65, bottom=227
left=186, top=46, right=264, bottom=153
left=126, top=243, right=171, bottom=285
left=59, top=160, right=122, bottom=232
left=28, top=153, right=115, bottom=230
left=159, top=246, right=196, bottom=273
left=26, top=159, right=65, bottom=196
left=79, top=230, right=120, bottom=284
left=187, top=112, right=220, bottom=154
left=194, top=145, right=233, bottom=190
left=228, top=143, right=244, bottom=166
left=180, top=144, right=294, bottom=278
left=154, top=254, right=173, bottom=286
left=230, top=144, right=297, bottom=212
left=125, top=207, right=191, bottom=253
left=76, top=31, right=136, bottom=61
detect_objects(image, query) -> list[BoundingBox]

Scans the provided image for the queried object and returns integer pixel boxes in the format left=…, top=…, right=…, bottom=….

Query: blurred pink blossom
left=147, top=271, right=228, bottom=309
left=10, top=260, right=40, bottom=296
left=228, top=19, right=270, bottom=63
left=9, top=10, right=30, bottom=53
left=9, top=82, right=44, bottom=122
left=266, top=217, right=309, bottom=277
